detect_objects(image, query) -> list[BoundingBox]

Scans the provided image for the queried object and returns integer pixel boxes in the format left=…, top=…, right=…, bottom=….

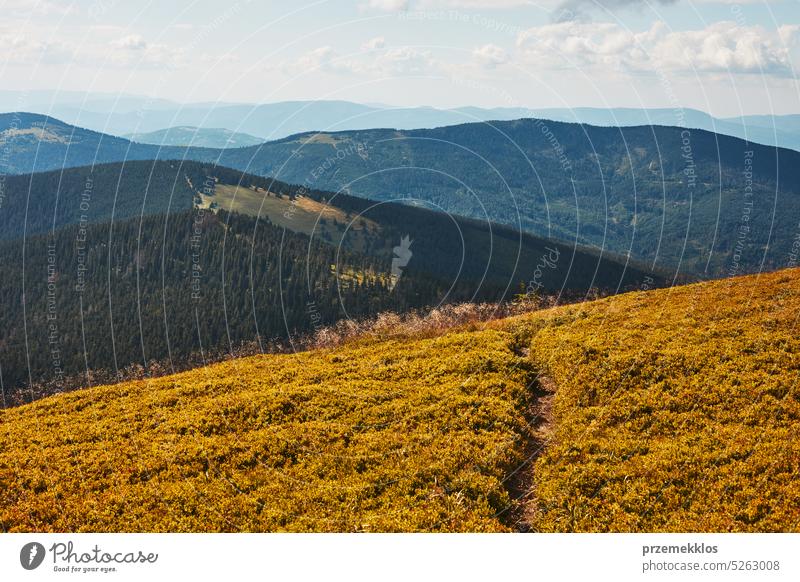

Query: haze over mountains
left=1, top=91, right=798, bottom=150
left=0, top=113, right=191, bottom=175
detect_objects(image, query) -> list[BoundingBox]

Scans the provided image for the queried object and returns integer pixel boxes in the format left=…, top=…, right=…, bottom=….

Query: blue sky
left=1, top=0, right=798, bottom=115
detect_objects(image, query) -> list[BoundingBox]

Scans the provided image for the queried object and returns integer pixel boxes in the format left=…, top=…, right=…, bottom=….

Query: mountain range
left=1, top=91, right=797, bottom=150
left=2, top=101, right=798, bottom=534
left=3, top=112, right=797, bottom=278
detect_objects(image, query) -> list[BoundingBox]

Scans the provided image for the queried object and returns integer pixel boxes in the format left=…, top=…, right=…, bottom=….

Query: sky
left=0, top=0, right=798, bottom=116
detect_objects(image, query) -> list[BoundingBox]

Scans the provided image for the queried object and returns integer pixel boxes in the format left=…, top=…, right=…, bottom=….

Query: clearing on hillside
left=196, top=183, right=380, bottom=250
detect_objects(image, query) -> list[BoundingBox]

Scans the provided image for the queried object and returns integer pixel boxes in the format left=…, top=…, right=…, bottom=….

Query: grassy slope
left=2, top=269, right=799, bottom=532
left=517, top=267, right=800, bottom=532
left=0, top=331, right=534, bottom=532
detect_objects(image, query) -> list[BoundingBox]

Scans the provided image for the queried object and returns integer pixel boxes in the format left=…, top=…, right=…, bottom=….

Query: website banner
left=1, top=534, right=798, bottom=581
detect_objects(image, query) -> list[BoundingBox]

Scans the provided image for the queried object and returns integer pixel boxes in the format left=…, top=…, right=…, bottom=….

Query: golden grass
left=0, top=127, right=69, bottom=144
left=293, top=133, right=343, bottom=146
left=0, top=330, right=533, bottom=532
left=514, top=268, right=800, bottom=532
left=2, top=268, right=799, bottom=532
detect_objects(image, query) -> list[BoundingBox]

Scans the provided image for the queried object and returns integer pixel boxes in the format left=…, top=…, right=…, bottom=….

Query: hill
left=1, top=267, right=798, bottom=532
left=725, top=113, right=800, bottom=141
left=2, top=114, right=797, bottom=277
left=0, top=209, right=449, bottom=403
left=0, top=112, right=197, bottom=175
left=207, top=121, right=800, bottom=277
left=0, top=159, right=197, bottom=240
left=0, top=160, right=660, bottom=401
left=519, top=267, right=800, bottom=531
left=126, top=126, right=264, bottom=148
left=527, top=107, right=800, bottom=152
left=0, top=160, right=658, bottom=294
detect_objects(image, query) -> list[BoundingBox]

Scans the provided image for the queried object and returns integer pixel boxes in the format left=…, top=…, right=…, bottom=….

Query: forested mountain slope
left=0, top=210, right=459, bottom=402
left=0, top=156, right=661, bottom=401
left=209, top=121, right=799, bottom=277
left=0, top=197, right=659, bottom=402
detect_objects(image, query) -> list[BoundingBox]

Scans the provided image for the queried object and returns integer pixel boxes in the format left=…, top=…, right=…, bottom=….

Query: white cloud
left=0, top=28, right=73, bottom=65
left=517, top=20, right=799, bottom=77
left=0, top=28, right=176, bottom=69
left=694, top=0, right=772, bottom=3
left=280, top=46, right=365, bottom=75
left=551, top=0, right=781, bottom=20
left=274, top=44, right=442, bottom=78
left=361, top=0, right=531, bottom=10
left=553, top=0, right=676, bottom=21
left=295, top=46, right=336, bottom=70
left=375, top=47, right=440, bottom=75
left=778, top=25, right=800, bottom=46
left=4, top=0, right=72, bottom=16
left=418, top=0, right=533, bottom=6
left=473, top=43, right=509, bottom=67
left=104, top=34, right=181, bottom=69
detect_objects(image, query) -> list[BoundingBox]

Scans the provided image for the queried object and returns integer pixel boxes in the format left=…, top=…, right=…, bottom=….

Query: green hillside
left=0, top=159, right=662, bottom=403
left=0, top=113, right=188, bottom=175
left=0, top=159, right=660, bottom=293
left=0, top=209, right=480, bottom=404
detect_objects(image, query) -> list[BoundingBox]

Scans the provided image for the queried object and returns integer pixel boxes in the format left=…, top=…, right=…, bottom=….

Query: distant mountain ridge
left=518, top=107, right=800, bottom=152
left=0, top=112, right=190, bottom=174
left=229, top=121, right=798, bottom=277
left=126, top=126, right=264, bottom=148
left=2, top=112, right=798, bottom=277
left=3, top=95, right=798, bottom=150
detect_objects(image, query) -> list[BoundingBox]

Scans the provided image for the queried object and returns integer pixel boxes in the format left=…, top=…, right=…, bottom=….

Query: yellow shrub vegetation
left=519, top=268, right=800, bottom=532
left=2, top=268, right=799, bottom=532
left=0, top=331, right=533, bottom=532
